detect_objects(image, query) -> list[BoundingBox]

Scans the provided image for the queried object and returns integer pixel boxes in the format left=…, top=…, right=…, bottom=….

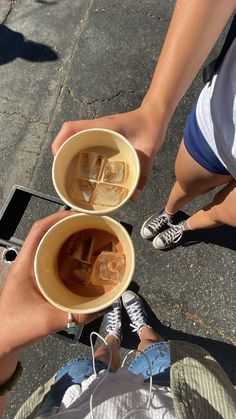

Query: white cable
left=121, top=349, right=153, bottom=419
left=89, top=332, right=112, bottom=419
left=89, top=333, right=153, bottom=419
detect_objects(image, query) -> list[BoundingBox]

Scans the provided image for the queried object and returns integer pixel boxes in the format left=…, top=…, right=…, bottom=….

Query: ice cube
left=59, top=256, right=92, bottom=286
left=65, top=231, right=94, bottom=261
left=71, top=179, right=95, bottom=203
left=103, top=161, right=127, bottom=183
left=91, top=230, right=114, bottom=260
left=92, top=241, right=113, bottom=258
left=92, top=184, right=128, bottom=207
left=68, top=233, right=93, bottom=262
left=90, top=251, right=126, bottom=285
left=77, top=152, right=104, bottom=180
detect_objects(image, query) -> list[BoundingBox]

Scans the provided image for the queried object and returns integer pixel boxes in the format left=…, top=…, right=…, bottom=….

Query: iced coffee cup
left=52, top=128, right=140, bottom=215
left=34, top=213, right=135, bottom=314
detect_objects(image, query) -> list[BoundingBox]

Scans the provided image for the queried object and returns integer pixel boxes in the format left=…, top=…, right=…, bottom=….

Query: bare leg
left=165, top=140, right=232, bottom=214
left=187, top=179, right=236, bottom=230
left=137, top=326, right=163, bottom=352
left=94, top=335, right=121, bottom=372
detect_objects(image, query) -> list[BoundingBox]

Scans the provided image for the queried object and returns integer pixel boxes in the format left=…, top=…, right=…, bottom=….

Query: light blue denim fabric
left=38, top=341, right=171, bottom=415
left=128, top=341, right=171, bottom=386
left=38, top=357, right=107, bottom=415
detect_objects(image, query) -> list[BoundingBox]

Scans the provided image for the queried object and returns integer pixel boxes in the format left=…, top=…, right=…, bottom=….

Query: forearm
left=142, top=0, right=236, bottom=120
left=0, top=352, right=19, bottom=419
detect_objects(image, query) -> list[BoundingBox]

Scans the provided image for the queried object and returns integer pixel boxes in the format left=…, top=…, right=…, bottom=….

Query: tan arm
left=52, top=0, right=236, bottom=196
left=142, top=0, right=236, bottom=123
left=0, top=353, right=19, bottom=419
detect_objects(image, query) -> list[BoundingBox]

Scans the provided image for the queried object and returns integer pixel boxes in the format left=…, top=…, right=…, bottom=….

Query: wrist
left=136, top=102, right=169, bottom=154
left=0, top=310, right=19, bottom=358
left=140, top=94, right=173, bottom=127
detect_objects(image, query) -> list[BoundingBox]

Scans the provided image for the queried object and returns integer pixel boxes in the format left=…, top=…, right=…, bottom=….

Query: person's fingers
left=131, top=148, right=154, bottom=199
left=52, top=115, right=122, bottom=156
left=52, top=121, right=81, bottom=155
left=131, top=188, right=142, bottom=202
left=130, top=167, right=150, bottom=201
left=52, top=119, right=106, bottom=155
left=16, top=211, right=73, bottom=267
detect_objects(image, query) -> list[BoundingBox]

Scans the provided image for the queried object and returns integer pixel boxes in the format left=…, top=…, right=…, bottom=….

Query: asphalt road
left=0, top=1, right=235, bottom=417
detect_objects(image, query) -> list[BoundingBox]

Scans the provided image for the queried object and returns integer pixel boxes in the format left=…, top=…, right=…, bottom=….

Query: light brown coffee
left=58, top=228, right=125, bottom=297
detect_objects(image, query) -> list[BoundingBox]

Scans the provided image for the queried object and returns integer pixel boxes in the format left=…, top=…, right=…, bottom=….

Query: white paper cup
left=34, top=213, right=135, bottom=314
left=52, top=128, right=140, bottom=215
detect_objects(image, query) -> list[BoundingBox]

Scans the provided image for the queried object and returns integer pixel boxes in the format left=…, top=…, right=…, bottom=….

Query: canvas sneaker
left=140, top=210, right=173, bottom=239
left=122, top=290, right=149, bottom=335
left=153, top=221, right=185, bottom=249
left=105, top=299, right=122, bottom=342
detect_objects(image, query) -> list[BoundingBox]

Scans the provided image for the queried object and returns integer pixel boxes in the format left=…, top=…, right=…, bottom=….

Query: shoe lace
left=127, top=300, right=146, bottom=333
left=161, top=224, right=184, bottom=245
left=148, top=214, right=170, bottom=231
left=106, top=305, right=121, bottom=333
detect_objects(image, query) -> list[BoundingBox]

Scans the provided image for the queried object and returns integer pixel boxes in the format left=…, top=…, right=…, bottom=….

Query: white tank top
left=196, top=38, right=236, bottom=178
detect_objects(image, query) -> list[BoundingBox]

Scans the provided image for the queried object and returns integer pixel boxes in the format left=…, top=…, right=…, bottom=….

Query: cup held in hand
left=34, top=214, right=135, bottom=314
left=52, top=129, right=140, bottom=215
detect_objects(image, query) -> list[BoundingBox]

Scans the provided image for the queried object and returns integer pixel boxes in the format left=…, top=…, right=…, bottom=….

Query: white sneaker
left=140, top=210, right=173, bottom=239
left=105, top=299, right=122, bottom=342
left=122, top=291, right=148, bottom=335
left=153, top=222, right=185, bottom=249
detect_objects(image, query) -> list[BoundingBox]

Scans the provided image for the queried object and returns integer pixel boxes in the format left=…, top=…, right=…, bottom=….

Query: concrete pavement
left=0, top=1, right=235, bottom=417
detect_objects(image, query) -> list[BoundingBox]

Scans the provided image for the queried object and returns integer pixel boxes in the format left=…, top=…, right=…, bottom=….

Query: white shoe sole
left=140, top=214, right=160, bottom=239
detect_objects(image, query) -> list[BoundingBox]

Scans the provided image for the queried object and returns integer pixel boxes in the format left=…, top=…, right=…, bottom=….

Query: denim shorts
left=38, top=341, right=171, bottom=415
left=128, top=341, right=170, bottom=386
left=184, top=100, right=230, bottom=175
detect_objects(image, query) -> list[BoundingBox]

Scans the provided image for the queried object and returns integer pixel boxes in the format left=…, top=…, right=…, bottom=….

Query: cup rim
left=34, top=213, right=135, bottom=313
left=52, top=128, right=140, bottom=215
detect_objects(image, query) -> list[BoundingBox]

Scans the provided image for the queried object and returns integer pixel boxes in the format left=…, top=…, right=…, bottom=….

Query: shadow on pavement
left=76, top=281, right=236, bottom=385
left=81, top=285, right=235, bottom=385
left=79, top=282, right=140, bottom=348
left=124, top=292, right=236, bottom=385
left=0, top=25, right=58, bottom=65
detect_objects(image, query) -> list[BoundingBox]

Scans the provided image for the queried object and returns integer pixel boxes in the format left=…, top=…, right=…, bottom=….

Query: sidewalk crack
left=0, top=109, right=49, bottom=125
left=94, top=3, right=168, bottom=21
left=0, top=144, right=39, bottom=155
left=95, top=2, right=120, bottom=13
left=65, top=84, right=136, bottom=106
left=1, top=0, right=17, bottom=25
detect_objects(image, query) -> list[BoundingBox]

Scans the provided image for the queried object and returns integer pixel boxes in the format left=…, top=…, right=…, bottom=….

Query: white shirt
left=39, top=368, right=176, bottom=418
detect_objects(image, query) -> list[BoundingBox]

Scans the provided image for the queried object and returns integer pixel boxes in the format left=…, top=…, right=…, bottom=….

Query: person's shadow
left=124, top=289, right=236, bottom=385
left=0, top=25, right=58, bottom=65
left=81, top=283, right=236, bottom=385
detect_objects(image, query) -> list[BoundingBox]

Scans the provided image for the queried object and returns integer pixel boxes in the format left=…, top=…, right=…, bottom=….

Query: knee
left=208, top=206, right=221, bottom=224
left=210, top=204, right=236, bottom=227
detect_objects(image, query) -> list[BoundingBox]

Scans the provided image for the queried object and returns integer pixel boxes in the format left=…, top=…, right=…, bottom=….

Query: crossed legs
left=165, top=140, right=235, bottom=229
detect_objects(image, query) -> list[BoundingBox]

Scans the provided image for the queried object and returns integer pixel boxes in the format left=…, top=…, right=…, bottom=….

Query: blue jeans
left=38, top=341, right=171, bottom=415
left=128, top=341, right=170, bottom=385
